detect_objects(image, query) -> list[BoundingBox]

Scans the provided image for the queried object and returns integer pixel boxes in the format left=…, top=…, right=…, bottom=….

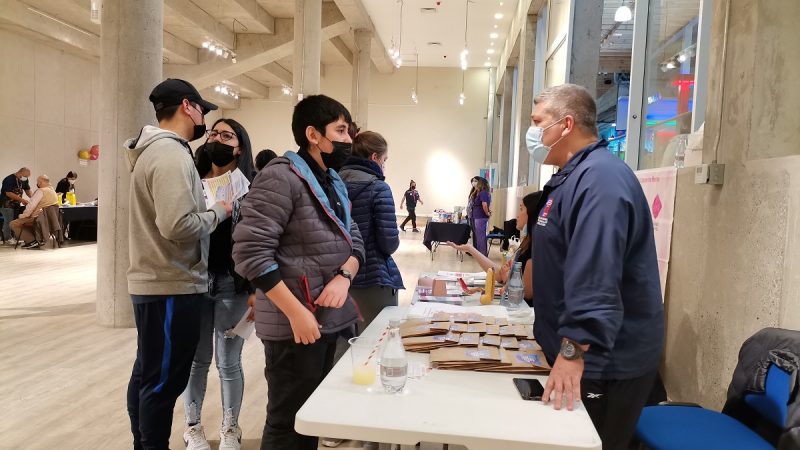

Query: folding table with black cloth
left=422, top=222, right=471, bottom=261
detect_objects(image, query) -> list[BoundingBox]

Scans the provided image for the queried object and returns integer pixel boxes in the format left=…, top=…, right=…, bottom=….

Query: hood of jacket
left=124, top=125, right=189, bottom=171
left=282, top=151, right=354, bottom=242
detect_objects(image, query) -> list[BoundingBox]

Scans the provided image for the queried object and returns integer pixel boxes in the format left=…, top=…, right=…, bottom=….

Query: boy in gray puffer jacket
left=233, top=95, right=365, bottom=450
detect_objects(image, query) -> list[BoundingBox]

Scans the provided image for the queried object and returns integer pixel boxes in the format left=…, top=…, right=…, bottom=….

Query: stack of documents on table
left=400, top=313, right=550, bottom=374
left=201, top=168, right=249, bottom=209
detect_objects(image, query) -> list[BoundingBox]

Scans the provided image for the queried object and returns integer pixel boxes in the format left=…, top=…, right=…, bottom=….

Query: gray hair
left=533, top=84, right=598, bottom=136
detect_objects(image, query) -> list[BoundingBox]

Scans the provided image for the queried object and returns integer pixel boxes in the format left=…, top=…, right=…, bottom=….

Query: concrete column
left=484, top=67, right=497, bottom=168
left=97, top=0, right=163, bottom=327
left=516, top=14, right=536, bottom=186
left=568, top=0, right=602, bottom=96
left=497, top=70, right=514, bottom=188
left=350, top=29, right=372, bottom=128
left=293, top=0, right=322, bottom=100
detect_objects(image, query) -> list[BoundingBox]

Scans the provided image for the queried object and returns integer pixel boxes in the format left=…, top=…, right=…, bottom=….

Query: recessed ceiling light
left=489, top=32, right=499, bottom=39
left=494, top=13, right=503, bottom=19
left=494, top=24, right=498, bottom=29
left=500, top=2, right=504, bottom=5
left=484, top=61, right=491, bottom=67
left=487, top=48, right=495, bottom=54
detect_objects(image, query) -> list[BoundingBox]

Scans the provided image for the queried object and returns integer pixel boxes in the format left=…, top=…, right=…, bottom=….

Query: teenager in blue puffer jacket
left=338, top=131, right=405, bottom=333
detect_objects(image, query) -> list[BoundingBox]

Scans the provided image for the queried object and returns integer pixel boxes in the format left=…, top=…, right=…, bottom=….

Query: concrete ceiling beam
left=164, top=0, right=235, bottom=49
left=332, top=0, right=394, bottom=73
left=227, top=74, right=269, bottom=98
left=229, top=0, right=275, bottom=34
left=1, top=0, right=98, bottom=56
left=262, top=62, right=293, bottom=85
left=165, top=3, right=348, bottom=91
left=330, top=36, right=353, bottom=65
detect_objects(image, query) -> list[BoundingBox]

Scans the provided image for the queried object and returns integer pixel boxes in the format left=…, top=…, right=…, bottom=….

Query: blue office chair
left=636, top=363, right=791, bottom=450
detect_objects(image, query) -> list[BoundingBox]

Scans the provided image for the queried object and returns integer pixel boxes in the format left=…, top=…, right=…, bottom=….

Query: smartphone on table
left=513, top=378, right=545, bottom=401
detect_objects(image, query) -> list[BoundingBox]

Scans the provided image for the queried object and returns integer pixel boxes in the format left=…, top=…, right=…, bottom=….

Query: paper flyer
left=202, top=169, right=250, bottom=209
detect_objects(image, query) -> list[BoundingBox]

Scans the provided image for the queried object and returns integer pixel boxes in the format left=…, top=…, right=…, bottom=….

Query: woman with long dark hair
left=468, top=177, right=492, bottom=256
left=183, top=118, right=254, bottom=450
left=450, top=191, right=542, bottom=304
left=338, top=131, right=404, bottom=332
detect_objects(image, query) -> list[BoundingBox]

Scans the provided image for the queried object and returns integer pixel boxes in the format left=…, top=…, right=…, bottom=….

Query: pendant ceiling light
left=615, top=1, right=633, bottom=22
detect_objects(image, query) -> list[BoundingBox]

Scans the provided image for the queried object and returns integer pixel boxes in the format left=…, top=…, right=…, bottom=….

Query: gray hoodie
left=125, top=125, right=226, bottom=299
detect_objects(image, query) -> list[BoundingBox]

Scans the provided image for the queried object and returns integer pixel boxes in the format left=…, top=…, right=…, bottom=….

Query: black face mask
left=206, top=141, right=236, bottom=167
left=320, top=139, right=352, bottom=171
left=188, top=105, right=207, bottom=141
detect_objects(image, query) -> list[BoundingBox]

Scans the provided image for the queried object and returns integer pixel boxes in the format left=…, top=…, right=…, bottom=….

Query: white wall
left=0, top=29, right=101, bottom=202
left=225, top=66, right=490, bottom=217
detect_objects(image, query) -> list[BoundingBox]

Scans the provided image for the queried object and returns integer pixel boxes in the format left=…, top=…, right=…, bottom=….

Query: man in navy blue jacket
left=528, top=84, right=664, bottom=449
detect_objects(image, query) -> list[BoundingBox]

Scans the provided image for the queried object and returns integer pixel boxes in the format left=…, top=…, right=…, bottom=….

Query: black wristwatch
left=559, top=338, right=585, bottom=360
left=336, top=268, right=353, bottom=284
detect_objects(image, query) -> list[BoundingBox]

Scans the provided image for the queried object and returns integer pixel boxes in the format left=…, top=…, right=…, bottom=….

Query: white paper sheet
left=225, top=306, right=255, bottom=339
left=201, top=169, right=250, bottom=209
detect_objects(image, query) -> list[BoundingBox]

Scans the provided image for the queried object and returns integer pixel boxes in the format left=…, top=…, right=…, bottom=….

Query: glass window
left=637, top=0, right=701, bottom=170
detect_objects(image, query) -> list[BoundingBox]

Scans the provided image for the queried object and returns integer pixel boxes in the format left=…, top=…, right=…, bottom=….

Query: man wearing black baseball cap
left=125, top=78, right=232, bottom=450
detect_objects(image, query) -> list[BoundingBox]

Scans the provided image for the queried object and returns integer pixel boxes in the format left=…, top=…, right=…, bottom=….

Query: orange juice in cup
left=349, top=337, right=377, bottom=386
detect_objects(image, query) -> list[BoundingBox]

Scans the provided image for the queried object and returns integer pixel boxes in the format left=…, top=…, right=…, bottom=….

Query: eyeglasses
left=206, top=130, right=237, bottom=142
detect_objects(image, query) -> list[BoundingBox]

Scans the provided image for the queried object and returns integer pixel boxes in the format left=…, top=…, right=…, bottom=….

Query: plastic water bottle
left=380, top=320, right=408, bottom=394
left=506, top=262, right=524, bottom=311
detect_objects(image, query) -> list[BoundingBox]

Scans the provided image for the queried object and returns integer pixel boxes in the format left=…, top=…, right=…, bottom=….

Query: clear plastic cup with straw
left=349, top=336, right=378, bottom=386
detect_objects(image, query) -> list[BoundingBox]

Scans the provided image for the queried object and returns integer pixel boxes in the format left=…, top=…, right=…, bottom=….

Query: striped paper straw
left=363, top=325, right=391, bottom=366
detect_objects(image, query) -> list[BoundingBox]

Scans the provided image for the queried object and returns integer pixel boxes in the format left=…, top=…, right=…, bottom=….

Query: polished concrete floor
left=0, top=224, right=490, bottom=449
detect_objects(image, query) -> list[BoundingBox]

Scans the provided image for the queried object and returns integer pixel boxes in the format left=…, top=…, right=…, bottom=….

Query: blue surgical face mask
left=526, top=117, right=567, bottom=164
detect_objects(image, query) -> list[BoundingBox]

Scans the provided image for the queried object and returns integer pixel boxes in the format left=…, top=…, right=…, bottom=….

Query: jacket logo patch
left=537, top=198, right=553, bottom=227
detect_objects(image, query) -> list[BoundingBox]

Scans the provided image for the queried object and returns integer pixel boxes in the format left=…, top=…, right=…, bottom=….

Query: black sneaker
left=22, top=241, right=41, bottom=249
left=412, top=228, right=420, bottom=233
left=399, top=226, right=406, bottom=232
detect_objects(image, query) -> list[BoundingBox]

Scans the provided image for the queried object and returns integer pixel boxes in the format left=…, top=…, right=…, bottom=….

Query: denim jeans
left=182, top=272, right=249, bottom=428
left=1, top=207, right=15, bottom=240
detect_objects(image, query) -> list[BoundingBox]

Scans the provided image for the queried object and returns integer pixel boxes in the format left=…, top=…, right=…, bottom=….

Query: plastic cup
left=349, top=336, right=377, bottom=386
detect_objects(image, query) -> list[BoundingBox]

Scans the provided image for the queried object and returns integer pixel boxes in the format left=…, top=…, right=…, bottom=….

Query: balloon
left=78, top=150, right=91, bottom=160
left=90, top=145, right=100, bottom=158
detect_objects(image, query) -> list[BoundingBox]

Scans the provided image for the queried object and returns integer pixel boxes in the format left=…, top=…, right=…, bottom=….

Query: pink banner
left=635, top=167, right=678, bottom=297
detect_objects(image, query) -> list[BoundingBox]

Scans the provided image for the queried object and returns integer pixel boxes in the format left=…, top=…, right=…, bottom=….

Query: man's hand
left=542, top=354, right=584, bottom=411
left=246, top=293, right=256, bottom=322
left=287, top=306, right=321, bottom=344
left=20, top=199, right=28, bottom=206
left=315, top=275, right=350, bottom=308
left=399, top=203, right=404, bottom=210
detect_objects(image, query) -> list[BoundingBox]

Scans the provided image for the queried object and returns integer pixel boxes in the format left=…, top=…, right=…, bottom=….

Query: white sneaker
left=218, top=425, right=242, bottom=450
left=6, top=238, right=17, bottom=245
left=183, top=424, right=211, bottom=450
left=320, top=437, right=344, bottom=447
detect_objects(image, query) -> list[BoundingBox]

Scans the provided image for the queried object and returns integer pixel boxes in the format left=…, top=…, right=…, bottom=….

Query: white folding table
left=295, top=306, right=602, bottom=450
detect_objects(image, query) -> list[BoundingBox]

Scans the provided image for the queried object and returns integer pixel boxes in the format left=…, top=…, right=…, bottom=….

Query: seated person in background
left=448, top=191, right=542, bottom=304
left=55, top=171, right=78, bottom=197
left=11, top=174, right=58, bottom=249
left=254, top=149, right=278, bottom=172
